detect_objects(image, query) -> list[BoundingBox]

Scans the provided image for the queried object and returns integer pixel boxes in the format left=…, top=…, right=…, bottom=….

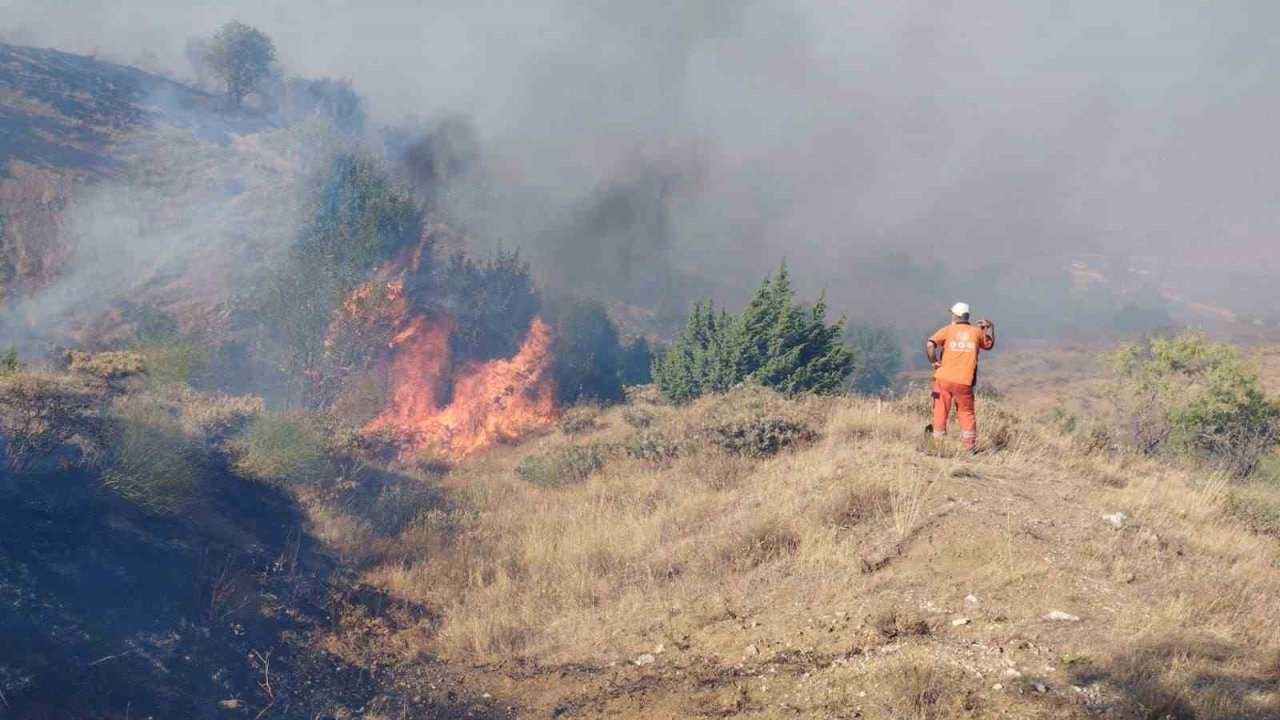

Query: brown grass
left=333, top=384, right=1280, bottom=718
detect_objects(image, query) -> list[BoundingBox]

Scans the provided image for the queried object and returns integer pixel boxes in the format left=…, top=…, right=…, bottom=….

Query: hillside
left=0, top=350, right=1278, bottom=718
left=316, top=386, right=1280, bottom=719
left=0, top=43, right=295, bottom=341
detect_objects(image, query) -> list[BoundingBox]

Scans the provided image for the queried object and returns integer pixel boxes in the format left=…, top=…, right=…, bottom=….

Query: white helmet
left=950, top=302, right=970, bottom=316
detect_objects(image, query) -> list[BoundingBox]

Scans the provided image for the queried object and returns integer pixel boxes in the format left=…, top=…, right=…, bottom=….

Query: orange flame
left=355, top=296, right=556, bottom=463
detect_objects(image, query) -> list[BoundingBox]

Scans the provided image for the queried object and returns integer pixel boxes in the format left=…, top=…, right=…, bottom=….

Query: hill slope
left=0, top=43, right=295, bottom=340
left=332, top=386, right=1280, bottom=719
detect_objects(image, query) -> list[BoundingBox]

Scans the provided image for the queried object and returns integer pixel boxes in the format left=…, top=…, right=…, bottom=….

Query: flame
left=349, top=283, right=556, bottom=462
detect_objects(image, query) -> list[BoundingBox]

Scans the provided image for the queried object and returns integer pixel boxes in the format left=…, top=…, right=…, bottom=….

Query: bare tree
left=206, top=21, right=276, bottom=108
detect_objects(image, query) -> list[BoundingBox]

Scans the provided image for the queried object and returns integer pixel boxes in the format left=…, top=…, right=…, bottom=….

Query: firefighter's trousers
left=932, top=379, right=977, bottom=449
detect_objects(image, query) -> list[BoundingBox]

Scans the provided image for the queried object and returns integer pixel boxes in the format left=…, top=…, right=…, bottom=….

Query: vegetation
left=0, top=372, right=109, bottom=470
left=100, top=397, right=203, bottom=515
left=252, top=149, right=423, bottom=405
left=67, top=350, right=146, bottom=385
left=514, top=444, right=606, bottom=487
left=280, top=77, right=366, bottom=134
left=544, top=296, right=628, bottom=404
left=230, top=412, right=333, bottom=486
left=1109, top=331, right=1280, bottom=476
left=2, top=345, right=23, bottom=373
left=844, top=323, right=902, bottom=395
left=433, top=250, right=538, bottom=364
left=653, top=264, right=854, bottom=402
left=205, top=21, right=277, bottom=108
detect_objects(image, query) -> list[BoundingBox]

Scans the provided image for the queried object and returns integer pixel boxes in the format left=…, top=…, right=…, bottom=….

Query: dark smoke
left=5, top=0, right=1280, bottom=338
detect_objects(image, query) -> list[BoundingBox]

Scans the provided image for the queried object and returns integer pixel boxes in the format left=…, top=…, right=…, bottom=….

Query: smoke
left=5, top=0, right=1280, bottom=337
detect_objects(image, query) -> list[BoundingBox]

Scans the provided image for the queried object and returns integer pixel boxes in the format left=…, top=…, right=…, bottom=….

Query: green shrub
left=653, top=264, right=854, bottom=402
left=544, top=296, right=627, bottom=404
left=230, top=412, right=333, bottom=486
left=101, top=398, right=202, bottom=516
left=515, top=444, right=606, bottom=487
left=1, top=346, right=24, bottom=374
left=844, top=323, right=901, bottom=395
left=1109, top=332, right=1280, bottom=476
left=138, top=336, right=210, bottom=386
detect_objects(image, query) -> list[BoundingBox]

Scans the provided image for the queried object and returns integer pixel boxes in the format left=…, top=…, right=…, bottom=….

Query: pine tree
left=653, top=264, right=855, bottom=402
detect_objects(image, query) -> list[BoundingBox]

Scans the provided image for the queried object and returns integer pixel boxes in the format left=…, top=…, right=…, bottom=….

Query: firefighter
left=924, top=302, right=995, bottom=451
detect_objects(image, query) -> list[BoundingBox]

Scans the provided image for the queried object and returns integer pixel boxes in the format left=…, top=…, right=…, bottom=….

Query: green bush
left=251, top=149, right=424, bottom=406
left=515, top=444, right=606, bottom=487
left=101, top=398, right=203, bottom=516
left=844, top=323, right=901, bottom=395
left=230, top=413, right=333, bottom=486
left=544, top=297, right=627, bottom=404
left=653, top=264, right=854, bottom=402
left=1109, top=332, right=1280, bottom=476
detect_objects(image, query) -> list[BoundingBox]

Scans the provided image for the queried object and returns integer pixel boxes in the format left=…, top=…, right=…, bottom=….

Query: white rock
left=1102, top=511, right=1128, bottom=529
left=964, top=594, right=980, bottom=606
left=1044, top=610, right=1081, bottom=622
left=1002, top=668, right=1023, bottom=680
left=653, top=643, right=665, bottom=654
left=951, top=617, right=971, bottom=627
left=1032, top=683, right=1048, bottom=694
left=633, top=653, right=656, bottom=666
left=991, top=683, right=1004, bottom=691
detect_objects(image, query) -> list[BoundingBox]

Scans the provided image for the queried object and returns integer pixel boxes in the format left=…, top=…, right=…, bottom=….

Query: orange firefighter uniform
left=927, top=321, right=995, bottom=449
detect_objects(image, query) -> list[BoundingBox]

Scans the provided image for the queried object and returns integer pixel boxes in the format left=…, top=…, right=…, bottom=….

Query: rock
left=1002, top=668, right=1023, bottom=680
left=991, top=683, right=1004, bottom=691
left=218, top=699, right=244, bottom=710
left=1044, top=610, right=1081, bottom=622
left=951, top=617, right=971, bottom=627
left=964, top=594, right=980, bottom=606
left=1102, top=511, right=1128, bottom=529
left=653, top=642, right=666, bottom=654
left=633, top=653, right=656, bottom=666
left=1032, top=682, right=1048, bottom=694
left=744, top=644, right=760, bottom=657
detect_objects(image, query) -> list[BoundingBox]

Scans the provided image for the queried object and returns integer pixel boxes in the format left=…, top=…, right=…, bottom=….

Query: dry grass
left=339, top=384, right=1280, bottom=718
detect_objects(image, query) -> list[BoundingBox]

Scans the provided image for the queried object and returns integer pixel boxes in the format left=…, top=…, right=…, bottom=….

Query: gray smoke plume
left=5, top=0, right=1280, bottom=337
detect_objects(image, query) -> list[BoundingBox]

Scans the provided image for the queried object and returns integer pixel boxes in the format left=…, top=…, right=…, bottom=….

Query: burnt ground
left=0, top=462, right=507, bottom=720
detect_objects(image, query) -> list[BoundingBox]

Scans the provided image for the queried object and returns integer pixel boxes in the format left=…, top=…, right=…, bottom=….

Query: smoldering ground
left=5, top=0, right=1280, bottom=338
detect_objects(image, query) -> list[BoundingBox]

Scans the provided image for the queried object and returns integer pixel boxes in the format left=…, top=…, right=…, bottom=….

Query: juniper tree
left=653, top=264, right=854, bottom=402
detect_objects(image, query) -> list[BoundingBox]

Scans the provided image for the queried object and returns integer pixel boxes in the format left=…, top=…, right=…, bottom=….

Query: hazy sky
left=5, top=0, right=1280, bottom=323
